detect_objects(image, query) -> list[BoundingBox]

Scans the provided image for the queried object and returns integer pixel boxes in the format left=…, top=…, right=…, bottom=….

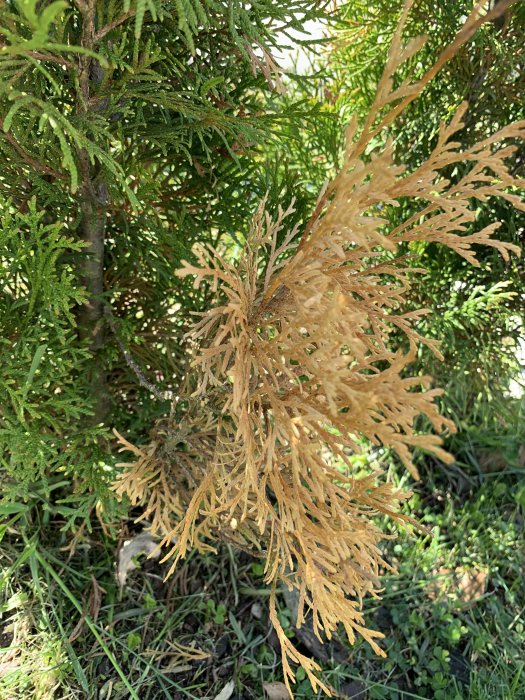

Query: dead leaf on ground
left=213, top=680, right=235, bottom=700
left=263, top=681, right=289, bottom=700
left=161, top=662, right=193, bottom=673
left=479, top=451, right=507, bottom=473
left=170, top=640, right=210, bottom=661
left=98, top=679, right=115, bottom=700
left=427, top=567, right=488, bottom=608
left=250, top=601, right=263, bottom=619
left=117, top=531, right=160, bottom=588
left=0, top=660, right=20, bottom=677
left=148, top=640, right=210, bottom=667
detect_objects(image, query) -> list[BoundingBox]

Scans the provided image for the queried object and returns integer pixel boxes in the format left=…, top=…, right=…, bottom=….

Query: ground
left=0, top=456, right=524, bottom=700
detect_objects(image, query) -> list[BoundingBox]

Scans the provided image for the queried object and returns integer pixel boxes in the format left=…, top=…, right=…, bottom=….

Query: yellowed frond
left=113, top=3, right=523, bottom=695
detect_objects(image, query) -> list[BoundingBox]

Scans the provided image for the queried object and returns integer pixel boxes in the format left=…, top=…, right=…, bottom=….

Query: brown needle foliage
left=113, top=2, right=524, bottom=694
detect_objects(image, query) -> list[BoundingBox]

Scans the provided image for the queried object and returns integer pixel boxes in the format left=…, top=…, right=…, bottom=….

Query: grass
left=1, top=437, right=524, bottom=699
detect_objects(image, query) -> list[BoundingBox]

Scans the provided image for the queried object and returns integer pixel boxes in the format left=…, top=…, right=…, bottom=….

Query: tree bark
left=76, top=0, right=110, bottom=424
left=78, top=178, right=109, bottom=424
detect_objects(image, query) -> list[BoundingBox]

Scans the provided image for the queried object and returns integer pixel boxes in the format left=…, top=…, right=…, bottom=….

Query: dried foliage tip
left=113, top=1, right=524, bottom=695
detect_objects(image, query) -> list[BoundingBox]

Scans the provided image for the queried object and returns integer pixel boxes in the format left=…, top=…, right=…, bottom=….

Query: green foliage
left=0, top=0, right=331, bottom=519
left=1, top=1, right=524, bottom=698
left=346, top=475, right=525, bottom=700
left=0, top=201, right=111, bottom=498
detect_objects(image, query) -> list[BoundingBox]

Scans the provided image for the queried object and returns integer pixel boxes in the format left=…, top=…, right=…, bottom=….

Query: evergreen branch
left=351, top=0, right=519, bottom=159
left=22, top=50, right=74, bottom=68
left=0, top=39, right=74, bottom=68
left=94, top=10, right=136, bottom=43
left=104, top=305, right=169, bottom=402
left=0, top=117, right=64, bottom=179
